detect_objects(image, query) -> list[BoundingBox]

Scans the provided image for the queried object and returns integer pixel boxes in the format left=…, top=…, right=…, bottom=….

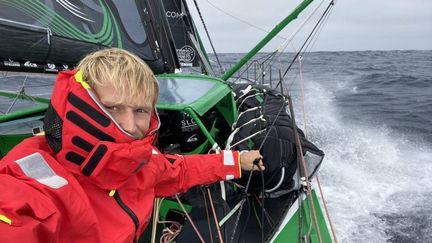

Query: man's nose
left=117, top=111, right=138, bottom=134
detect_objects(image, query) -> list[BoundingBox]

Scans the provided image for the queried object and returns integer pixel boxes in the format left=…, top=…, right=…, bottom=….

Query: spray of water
left=298, top=81, right=432, bottom=242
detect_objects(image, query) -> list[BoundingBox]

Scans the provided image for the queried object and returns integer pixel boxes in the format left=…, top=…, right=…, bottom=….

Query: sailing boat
left=0, top=0, right=337, bottom=242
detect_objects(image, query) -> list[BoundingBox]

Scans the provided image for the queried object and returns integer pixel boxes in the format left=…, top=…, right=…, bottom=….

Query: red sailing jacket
left=0, top=70, right=241, bottom=242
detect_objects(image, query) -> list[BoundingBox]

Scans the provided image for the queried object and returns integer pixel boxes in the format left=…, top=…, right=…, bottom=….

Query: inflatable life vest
left=231, top=84, right=324, bottom=192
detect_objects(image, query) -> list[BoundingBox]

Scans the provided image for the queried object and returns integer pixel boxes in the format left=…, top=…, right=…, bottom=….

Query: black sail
left=0, top=0, right=179, bottom=74
left=162, top=0, right=202, bottom=68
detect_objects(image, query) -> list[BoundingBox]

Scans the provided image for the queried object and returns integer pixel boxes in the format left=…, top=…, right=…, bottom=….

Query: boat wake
left=300, top=80, right=432, bottom=243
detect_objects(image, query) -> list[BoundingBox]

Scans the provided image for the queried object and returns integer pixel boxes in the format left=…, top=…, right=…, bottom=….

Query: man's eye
left=106, top=106, right=119, bottom=112
left=135, top=108, right=149, bottom=114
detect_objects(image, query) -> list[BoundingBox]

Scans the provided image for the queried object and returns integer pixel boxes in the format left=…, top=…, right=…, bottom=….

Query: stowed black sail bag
left=231, top=84, right=324, bottom=193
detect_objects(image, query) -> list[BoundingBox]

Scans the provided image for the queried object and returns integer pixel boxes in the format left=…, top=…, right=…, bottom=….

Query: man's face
left=93, top=83, right=153, bottom=139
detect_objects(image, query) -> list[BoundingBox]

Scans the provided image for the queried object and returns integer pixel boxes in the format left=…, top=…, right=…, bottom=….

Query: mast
left=221, top=0, right=314, bottom=81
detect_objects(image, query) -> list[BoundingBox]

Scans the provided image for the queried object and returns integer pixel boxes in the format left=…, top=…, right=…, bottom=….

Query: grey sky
left=186, top=0, right=432, bottom=53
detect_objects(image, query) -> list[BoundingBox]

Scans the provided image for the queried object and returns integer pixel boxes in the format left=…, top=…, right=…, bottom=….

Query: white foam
left=296, top=80, right=432, bottom=243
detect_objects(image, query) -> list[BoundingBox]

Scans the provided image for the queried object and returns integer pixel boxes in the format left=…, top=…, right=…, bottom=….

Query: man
left=0, top=48, right=264, bottom=242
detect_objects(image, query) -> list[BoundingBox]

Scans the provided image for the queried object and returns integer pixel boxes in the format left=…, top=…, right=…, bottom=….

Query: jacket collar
left=44, top=69, right=159, bottom=189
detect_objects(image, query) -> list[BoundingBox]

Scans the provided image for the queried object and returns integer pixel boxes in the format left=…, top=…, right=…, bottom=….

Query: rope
left=5, top=75, right=29, bottom=114
left=257, top=161, right=265, bottom=242
left=204, top=0, right=287, bottom=40
left=298, top=56, right=309, bottom=137
left=192, top=0, right=225, bottom=74
left=286, top=93, right=322, bottom=243
left=316, top=176, right=339, bottom=243
left=296, top=41, right=339, bottom=243
left=253, top=194, right=275, bottom=227
left=152, top=198, right=184, bottom=243
left=202, top=189, right=215, bottom=243
left=175, top=194, right=206, bottom=243
left=151, top=198, right=161, bottom=243
left=159, top=221, right=182, bottom=243
left=281, top=0, right=336, bottom=81
left=229, top=163, right=256, bottom=243
left=207, top=189, right=224, bottom=243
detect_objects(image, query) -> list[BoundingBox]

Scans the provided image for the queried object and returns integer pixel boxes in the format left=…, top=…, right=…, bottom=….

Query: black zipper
left=113, top=191, right=139, bottom=241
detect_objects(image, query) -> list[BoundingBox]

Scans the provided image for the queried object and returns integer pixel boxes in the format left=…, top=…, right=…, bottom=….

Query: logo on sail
left=177, top=45, right=195, bottom=66
left=166, top=11, right=185, bottom=19
left=3, top=59, right=20, bottom=67
left=45, top=63, right=58, bottom=72
left=24, top=61, right=38, bottom=68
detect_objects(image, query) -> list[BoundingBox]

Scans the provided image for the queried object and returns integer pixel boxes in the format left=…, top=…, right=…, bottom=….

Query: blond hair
left=77, top=48, right=159, bottom=106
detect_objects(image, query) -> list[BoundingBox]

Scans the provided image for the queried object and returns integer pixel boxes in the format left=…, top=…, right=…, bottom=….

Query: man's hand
left=240, top=150, right=265, bottom=171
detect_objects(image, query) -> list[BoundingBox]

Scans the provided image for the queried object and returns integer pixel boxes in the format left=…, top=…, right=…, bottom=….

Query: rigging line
left=305, top=189, right=315, bottom=241
left=293, top=6, right=340, bottom=242
left=298, top=2, right=333, bottom=61
left=192, top=0, right=225, bottom=73
left=278, top=0, right=326, bottom=53
left=298, top=56, right=308, bottom=136
left=202, top=189, right=215, bottom=243
left=229, top=163, right=256, bottom=243
left=276, top=75, right=310, bottom=243
left=238, top=197, right=252, bottom=243
left=175, top=194, right=206, bottom=243
left=248, top=0, right=326, bottom=87
left=284, top=1, right=335, bottom=92
left=316, top=176, right=339, bottom=243
left=151, top=198, right=160, bottom=243
left=301, top=1, right=335, bottom=61
left=251, top=197, right=262, bottom=229
left=5, top=75, right=29, bottom=114
left=257, top=163, right=265, bottom=242
left=253, top=194, right=275, bottom=227
left=281, top=0, right=336, bottom=80
left=287, top=95, right=322, bottom=243
left=297, top=181, right=304, bottom=243
left=207, top=188, right=224, bottom=243
left=204, top=0, right=287, bottom=40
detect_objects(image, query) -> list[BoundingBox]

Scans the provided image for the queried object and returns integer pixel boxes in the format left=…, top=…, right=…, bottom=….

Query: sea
left=216, top=50, right=432, bottom=243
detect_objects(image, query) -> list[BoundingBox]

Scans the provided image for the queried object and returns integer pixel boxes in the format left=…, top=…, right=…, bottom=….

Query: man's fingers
left=253, top=157, right=265, bottom=171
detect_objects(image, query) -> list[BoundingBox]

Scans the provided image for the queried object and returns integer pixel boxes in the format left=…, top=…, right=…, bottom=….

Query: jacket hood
left=44, top=69, right=160, bottom=189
